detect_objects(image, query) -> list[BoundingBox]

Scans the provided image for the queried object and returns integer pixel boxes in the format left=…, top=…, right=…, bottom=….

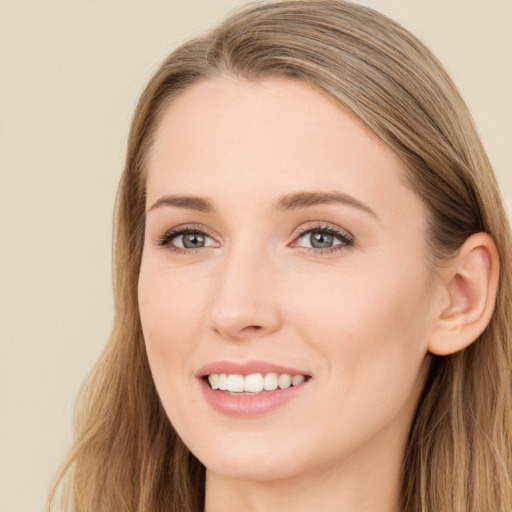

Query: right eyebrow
left=146, top=195, right=216, bottom=214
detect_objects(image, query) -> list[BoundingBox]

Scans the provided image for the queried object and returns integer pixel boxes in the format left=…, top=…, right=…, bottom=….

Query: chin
left=188, top=431, right=311, bottom=482
left=203, top=453, right=302, bottom=482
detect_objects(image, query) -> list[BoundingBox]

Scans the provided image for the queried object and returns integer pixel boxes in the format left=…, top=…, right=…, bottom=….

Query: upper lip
left=196, top=360, right=311, bottom=378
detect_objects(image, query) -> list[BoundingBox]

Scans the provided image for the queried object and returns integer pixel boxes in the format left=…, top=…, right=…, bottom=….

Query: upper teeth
left=208, top=372, right=307, bottom=393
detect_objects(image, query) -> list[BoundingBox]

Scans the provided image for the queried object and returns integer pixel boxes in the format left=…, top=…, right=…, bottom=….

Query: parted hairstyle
left=48, top=1, right=512, bottom=511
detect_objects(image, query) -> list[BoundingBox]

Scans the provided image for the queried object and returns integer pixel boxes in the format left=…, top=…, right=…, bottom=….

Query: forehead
left=146, top=76, right=423, bottom=227
left=149, top=76, right=394, bottom=173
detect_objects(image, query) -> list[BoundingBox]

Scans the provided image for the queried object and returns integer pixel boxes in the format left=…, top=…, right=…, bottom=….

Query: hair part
left=48, top=1, right=512, bottom=511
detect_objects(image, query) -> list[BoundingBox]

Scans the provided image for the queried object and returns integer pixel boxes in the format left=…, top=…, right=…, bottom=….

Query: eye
left=292, top=224, right=354, bottom=252
left=158, top=225, right=218, bottom=252
left=172, top=232, right=215, bottom=249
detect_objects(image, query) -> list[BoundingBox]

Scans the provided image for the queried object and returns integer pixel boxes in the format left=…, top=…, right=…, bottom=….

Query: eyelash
left=157, top=224, right=217, bottom=255
left=157, top=223, right=355, bottom=255
left=292, top=223, right=355, bottom=254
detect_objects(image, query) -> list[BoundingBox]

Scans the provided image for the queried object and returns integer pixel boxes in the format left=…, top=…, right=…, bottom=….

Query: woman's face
left=139, top=76, right=436, bottom=483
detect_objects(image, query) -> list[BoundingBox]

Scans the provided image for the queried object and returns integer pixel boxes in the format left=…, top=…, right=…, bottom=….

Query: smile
left=207, top=372, right=308, bottom=394
left=197, top=362, right=313, bottom=417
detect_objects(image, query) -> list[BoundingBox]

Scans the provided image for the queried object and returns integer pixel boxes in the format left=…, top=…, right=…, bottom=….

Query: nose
left=207, top=245, right=281, bottom=341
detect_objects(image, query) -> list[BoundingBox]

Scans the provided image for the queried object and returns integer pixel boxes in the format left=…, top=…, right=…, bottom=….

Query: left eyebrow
left=274, top=191, right=377, bottom=218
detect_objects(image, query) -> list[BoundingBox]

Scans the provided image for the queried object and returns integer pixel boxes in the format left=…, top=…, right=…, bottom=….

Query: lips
left=196, top=360, right=312, bottom=417
left=196, top=360, right=311, bottom=377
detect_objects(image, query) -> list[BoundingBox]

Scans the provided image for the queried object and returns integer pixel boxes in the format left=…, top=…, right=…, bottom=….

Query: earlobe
left=428, top=233, right=499, bottom=356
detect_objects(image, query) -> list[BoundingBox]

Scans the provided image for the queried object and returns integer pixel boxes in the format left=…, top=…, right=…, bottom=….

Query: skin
left=138, top=76, right=441, bottom=512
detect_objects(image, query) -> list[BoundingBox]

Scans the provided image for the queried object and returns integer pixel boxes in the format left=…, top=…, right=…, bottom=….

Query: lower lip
left=199, top=378, right=310, bottom=417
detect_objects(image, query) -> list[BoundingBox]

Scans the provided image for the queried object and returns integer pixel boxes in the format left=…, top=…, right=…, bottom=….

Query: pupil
left=183, top=233, right=205, bottom=248
left=310, top=232, right=333, bottom=248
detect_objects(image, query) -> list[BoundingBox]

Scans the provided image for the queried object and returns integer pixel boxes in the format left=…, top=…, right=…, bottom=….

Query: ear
left=428, top=233, right=500, bottom=356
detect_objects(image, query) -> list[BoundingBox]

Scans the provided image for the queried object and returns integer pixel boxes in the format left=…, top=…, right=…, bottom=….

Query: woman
left=48, top=1, right=512, bottom=511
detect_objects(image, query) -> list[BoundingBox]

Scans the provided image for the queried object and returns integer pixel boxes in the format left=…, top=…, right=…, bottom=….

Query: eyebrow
left=147, top=195, right=216, bottom=214
left=147, top=191, right=377, bottom=218
left=275, top=191, right=377, bottom=218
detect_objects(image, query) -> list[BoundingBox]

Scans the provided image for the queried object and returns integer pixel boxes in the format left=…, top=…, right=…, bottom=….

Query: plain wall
left=0, top=1, right=510, bottom=511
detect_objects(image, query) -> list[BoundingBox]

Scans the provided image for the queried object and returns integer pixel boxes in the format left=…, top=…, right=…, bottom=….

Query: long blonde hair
left=48, top=1, right=512, bottom=510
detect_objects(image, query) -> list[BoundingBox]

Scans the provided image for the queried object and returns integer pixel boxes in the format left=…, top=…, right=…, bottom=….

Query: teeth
left=209, top=373, right=220, bottom=390
left=218, top=373, right=228, bottom=391
left=263, top=372, right=278, bottom=391
left=207, top=372, right=308, bottom=393
left=227, top=374, right=244, bottom=392
left=278, top=374, right=292, bottom=389
left=291, top=375, right=306, bottom=386
left=244, top=373, right=264, bottom=393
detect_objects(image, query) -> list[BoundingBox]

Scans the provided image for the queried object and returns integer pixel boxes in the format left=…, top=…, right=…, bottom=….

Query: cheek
left=289, top=255, right=431, bottom=400
left=293, top=256, right=428, bottom=338
left=138, top=260, right=206, bottom=381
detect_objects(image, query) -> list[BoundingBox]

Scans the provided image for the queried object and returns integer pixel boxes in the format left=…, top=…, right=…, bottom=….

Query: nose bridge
left=208, top=238, right=280, bottom=340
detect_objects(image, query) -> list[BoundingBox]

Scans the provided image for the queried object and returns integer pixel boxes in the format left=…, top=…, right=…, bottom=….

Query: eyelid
left=294, top=222, right=353, bottom=240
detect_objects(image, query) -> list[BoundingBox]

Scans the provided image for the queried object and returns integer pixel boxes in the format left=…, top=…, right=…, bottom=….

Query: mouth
left=204, top=372, right=312, bottom=395
left=197, top=361, right=313, bottom=416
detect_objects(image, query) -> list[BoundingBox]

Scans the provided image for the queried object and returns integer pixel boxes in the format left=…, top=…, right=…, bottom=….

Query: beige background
left=0, top=1, right=510, bottom=511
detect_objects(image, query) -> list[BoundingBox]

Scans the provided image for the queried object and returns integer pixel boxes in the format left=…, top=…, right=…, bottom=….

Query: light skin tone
left=138, top=76, right=499, bottom=512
